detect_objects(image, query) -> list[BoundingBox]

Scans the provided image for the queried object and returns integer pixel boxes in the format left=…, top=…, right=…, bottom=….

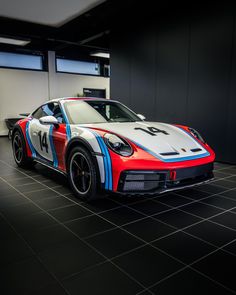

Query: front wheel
left=67, top=146, right=99, bottom=201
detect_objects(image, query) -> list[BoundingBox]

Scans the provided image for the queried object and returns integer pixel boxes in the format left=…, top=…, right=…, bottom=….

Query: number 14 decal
left=134, top=127, right=169, bottom=136
left=38, top=131, right=49, bottom=153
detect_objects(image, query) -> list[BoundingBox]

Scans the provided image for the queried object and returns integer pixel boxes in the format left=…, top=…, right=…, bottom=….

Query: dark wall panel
left=129, top=29, right=156, bottom=120
left=155, top=19, right=189, bottom=124
left=110, top=5, right=236, bottom=163
left=187, top=14, right=234, bottom=160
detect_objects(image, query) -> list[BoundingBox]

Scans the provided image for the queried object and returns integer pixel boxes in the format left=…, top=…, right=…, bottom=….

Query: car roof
left=50, top=97, right=110, bottom=103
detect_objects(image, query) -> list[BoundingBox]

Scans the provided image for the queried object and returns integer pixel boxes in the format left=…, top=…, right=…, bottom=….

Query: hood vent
left=191, top=148, right=202, bottom=153
left=160, top=152, right=179, bottom=156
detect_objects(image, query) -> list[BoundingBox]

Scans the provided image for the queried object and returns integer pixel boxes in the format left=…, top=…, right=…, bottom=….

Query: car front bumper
left=116, top=162, right=214, bottom=195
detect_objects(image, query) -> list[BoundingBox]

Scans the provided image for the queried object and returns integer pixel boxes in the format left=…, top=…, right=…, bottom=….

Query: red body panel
left=17, top=118, right=32, bottom=157
left=52, top=125, right=67, bottom=171
left=88, top=127, right=215, bottom=192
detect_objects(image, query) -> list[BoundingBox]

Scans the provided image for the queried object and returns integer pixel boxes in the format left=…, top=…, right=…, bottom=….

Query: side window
left=32, top=107, right=44, bottom=119
left=32, top=103, right=65, bottom=123
left=52, top=103, right=65, bottom=123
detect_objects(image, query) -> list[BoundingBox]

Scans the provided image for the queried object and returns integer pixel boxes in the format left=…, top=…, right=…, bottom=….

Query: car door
left=29, top=103, right=57, bottom=163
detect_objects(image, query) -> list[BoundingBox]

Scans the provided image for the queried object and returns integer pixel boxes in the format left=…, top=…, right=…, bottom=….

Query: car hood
left=80, top=121, right=209, bottom=161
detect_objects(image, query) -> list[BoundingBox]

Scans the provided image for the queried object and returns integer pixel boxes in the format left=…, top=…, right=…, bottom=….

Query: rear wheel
left=12, top=130, right=34, bottom=168
left=67, top=146, right=99, bottom=201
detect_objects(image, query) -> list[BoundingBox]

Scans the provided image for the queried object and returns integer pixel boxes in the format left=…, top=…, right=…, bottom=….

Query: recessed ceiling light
left=91, top=52, right=110, bottom=59
left=0, top=37, right=30, bottom=46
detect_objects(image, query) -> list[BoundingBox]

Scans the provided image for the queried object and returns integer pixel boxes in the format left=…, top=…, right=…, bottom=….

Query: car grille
left=117, top=163, right=214, bottom=194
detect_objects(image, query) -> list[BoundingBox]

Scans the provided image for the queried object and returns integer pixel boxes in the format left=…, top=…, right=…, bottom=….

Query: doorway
left=83, top=88, right=106, bottom=98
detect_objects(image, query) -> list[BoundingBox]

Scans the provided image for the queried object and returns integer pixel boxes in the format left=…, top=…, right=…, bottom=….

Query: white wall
left=0, top=53, right=110, bottom=135
left=53, top=73, right=109, bottom=99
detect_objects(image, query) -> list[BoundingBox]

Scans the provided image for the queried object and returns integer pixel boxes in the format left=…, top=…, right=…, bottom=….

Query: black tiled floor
left=152, top=231, right=216, bottom=264
left=48, top=204, right=91, bottom=222
left=113, top=245, right=184, bottom=287
left=210, top=211, right=236, bottom=230
left=86, top=228, right=143, bottom=258
left=0, top=257, right=57, bottom=295
left=63, top=261, right=143, bottom=295
left=150, top=268, right=234, bottom=294
left=1, top=137, right=236, bottom=294
left=66, top=214, right=114, bottom=238
left=154, top=209, right=202, bottom=229
left=184, top=220, right=236, bottom=246
left=123, top=217, right=175, bottom=242
left=38, top=238, right=104, bottom=279
left=180, top=201, right=224, bottom=218
left=192, top=250, right=236, bottom=292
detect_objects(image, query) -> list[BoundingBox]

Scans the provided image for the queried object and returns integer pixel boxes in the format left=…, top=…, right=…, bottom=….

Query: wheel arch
left=12, top=124, right=25, bottom=146
left=65, top=137, right=102, bottom=186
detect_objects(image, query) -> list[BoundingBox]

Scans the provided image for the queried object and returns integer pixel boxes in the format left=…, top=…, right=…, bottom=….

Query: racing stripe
left=49, top=125, right=58, bottom=168
left=60, top=103, right=71, bottom=140
left=88, top=129, right=113, bottom=190
left=25, top=121, right=36, bottom=158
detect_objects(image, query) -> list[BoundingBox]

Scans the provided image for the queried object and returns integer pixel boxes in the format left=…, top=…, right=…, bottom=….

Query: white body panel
left=70, top=125, right=105, bottom=183
left=82, top=121, right=208, bottom=161
left=29, top=119, right=53, bottom=161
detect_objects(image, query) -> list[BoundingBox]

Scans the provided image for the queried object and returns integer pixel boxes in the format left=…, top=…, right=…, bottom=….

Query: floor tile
left=155, top=193, right=191, bottom=207
left=180, top=202, right=223, bottom=218
left=49, top=204, right=91, bottom=222
left=210, top=212, right=236, bottom=230
left=113, top=245, right=184, bottom=287
left=184, top=220, right=236, bottom=246
left=86, top=228, right=143, bottom=258
left=192, top=250, right=236, bottom=292
left=66, top=214, right=114, bottom=238
left=128, top=200, right=170, bottom=216
left=100, top=206, right=144, bottom=226
left=152, top=231, right=216, bottom=264
left=24, top=188, right=60, bottom=201
left=34, top=196, right=73, bottom=210
left=175, top=188, right=211, bottom=200
left=123, top=217, right=175, bottom=242
left=39, top=239, right=104, bottom=279
left=23, top=224, right=78, bottom=252
left=151, top=268, right=233, bottom=295
left=30, top=283, right=69, bottom=295
left=154, top=209, right=202, bottom=229
left=0, top=235, right=34, bottom=266
left=201, top=195, right=236, bottom=210
left=0, top=257, right=56, bottom=294
left=63, top=261, right=142, bottom=295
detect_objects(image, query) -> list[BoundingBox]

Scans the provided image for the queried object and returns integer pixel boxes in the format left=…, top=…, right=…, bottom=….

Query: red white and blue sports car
left=12, top=97, right=215, bottom=200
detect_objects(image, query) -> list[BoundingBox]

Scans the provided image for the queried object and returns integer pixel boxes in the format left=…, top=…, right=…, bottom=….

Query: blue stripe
left=25, top=121, right=36, bottom=158
left=49, top=125, right=58, bottom=168
left=132, top=140, right=209, bottom=163
left=61, top=103, right=71, bottom=140
left=88, top=129, right=113, bottom=190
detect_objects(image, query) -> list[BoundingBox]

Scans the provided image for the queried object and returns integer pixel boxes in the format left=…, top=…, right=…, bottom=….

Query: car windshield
left=63, top=100, right=142, bottom=124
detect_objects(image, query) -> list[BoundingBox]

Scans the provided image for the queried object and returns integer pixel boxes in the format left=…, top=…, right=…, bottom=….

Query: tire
left=12, top=130, right=35, bottom=168
left=67, top=146, right=99, bottom=201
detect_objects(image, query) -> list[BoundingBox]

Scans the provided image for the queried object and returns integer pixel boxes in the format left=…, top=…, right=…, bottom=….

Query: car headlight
left=104, top=133, right=133, bottom=156
left=189, top=128, right=205, bottom=143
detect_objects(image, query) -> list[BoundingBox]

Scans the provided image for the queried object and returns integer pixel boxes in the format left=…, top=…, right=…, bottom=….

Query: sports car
left=12, top=97, right=215, bottom=200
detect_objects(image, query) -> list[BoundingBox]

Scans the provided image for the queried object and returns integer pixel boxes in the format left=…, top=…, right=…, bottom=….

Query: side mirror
left=39, top=116, right=59, bottom=127
left=137, top=114, right=146, bottom=120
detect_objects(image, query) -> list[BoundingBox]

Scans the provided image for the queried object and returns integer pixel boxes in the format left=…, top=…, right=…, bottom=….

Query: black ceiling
left=0, top=0, right=119, bottom=60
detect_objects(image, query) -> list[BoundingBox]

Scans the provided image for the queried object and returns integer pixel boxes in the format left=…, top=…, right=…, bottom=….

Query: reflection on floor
left=0, top=137, right=236, bottom=294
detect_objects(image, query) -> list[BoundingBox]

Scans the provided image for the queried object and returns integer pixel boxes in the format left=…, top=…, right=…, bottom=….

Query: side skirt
left=33, top=158, right=67, bottom=177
